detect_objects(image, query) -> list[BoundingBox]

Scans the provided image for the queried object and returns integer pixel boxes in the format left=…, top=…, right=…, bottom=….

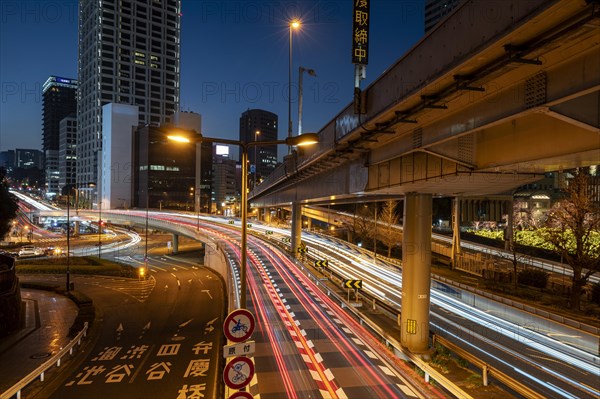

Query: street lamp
left=166, top=130, right=318, bottom=309
left=288, top=19, right=301, bottom=143
left=254, top=130, right=260, bottom=188
left=62, top=184, right=76, bottom=292
left=298, top=66, right=316, bottom=135
left=98, top=201, right=102, bottom=258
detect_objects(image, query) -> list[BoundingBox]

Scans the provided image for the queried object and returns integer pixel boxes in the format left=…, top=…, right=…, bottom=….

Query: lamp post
left=167, top=130, right=318, bottom=309
left=254, top=130, right=260, bottom=188
left=288, top=19, right=301, bottom=144
left=66, top=193, right=71, bottom=291
left=145, top=193, right=149, bottom=275
left=98, top=201, right=102, bottom=258
left=298, top=66, right=316, bottom=135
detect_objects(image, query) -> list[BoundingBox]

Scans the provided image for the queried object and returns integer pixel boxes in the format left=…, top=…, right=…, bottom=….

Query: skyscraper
left=424, top=0, right=462, bottom=33
left=239, top=109, right=278, bottom=188
left=58, top=116, right=77, bottom=193
left=77, top=0, right=181, bottom=202
left=42, top=76, right=77, bottom=197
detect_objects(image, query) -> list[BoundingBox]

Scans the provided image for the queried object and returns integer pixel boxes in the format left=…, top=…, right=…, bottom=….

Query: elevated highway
left=250, top=0, right=600, bottom=353
left=252, top=0, right=599, bottom=205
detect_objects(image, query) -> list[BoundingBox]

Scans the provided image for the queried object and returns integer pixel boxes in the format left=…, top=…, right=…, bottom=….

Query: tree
left=379, top=200, right=401, bottom=257
left=0, top=168, right=18, bottom=240
left=540, top=170, right=600, bottom=310
left=344, top=204, right=375, bottom=245
left=501, top=201, right=535, bottom=290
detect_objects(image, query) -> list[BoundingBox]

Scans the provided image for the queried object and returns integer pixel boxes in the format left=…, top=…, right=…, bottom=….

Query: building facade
left=77, top=0, right=181, bottom=202
left=132, top=125, right=196, bottom=210
left=424, top=0, right=462, bottom=33
left=167, top=112, right=212, bottom=213
left=42, top=76, right=77, bottom=197
left=239, top=109, right=278, bottom=189
left=101, top=103, right=139, bottom=209
left=58, top=116, right=78, bottom=193
left=212, top=146, right=238, bottom=215
left=4, top=149, right=44, bottom=189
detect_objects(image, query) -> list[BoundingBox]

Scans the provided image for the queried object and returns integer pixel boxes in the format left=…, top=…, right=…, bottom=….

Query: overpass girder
left=366, top=152, right=542, bottom=196
left=370, top=46, right=600, bottom=171
left=251, top=159, right=369, bottom=207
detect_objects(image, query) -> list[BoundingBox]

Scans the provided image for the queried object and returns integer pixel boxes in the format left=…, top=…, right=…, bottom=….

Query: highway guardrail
left=1, top=322, right=89, bottom=399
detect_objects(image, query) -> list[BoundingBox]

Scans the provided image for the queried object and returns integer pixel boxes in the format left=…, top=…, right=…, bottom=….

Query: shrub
left=518, top=269, right=549, bottom=288
left=591, top=283, right=600, bottom=305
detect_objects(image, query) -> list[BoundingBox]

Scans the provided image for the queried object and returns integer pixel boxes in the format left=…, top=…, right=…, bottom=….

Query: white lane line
left=378, top=365, right=395, bottom=377
left=397, top=384, right=418, bottom=397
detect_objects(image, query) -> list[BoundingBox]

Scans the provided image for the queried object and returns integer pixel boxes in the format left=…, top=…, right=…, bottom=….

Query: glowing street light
left=254, top=130, right=260, bottom=188
left=166, top=129, right=319, bottom=309
left=288, top=19, right=301, bottom=143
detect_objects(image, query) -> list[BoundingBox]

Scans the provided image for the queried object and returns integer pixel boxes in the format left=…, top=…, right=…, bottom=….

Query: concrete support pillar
left=305, top=217, right=312, bottom=231
left=400, top=193, right=432, bottom=354
left=73, top=221, right=80, bottom=237
left=451, top=198, right=461, bottom=270
left=465, top=200, right=472, bottom=223
left=290, top=202, right=302, bottom=257
left=172, top=233, right=179, bottom=255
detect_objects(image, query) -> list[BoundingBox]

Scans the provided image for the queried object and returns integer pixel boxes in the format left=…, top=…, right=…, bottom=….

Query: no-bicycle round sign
left=223, top=308, right=255, bottom=343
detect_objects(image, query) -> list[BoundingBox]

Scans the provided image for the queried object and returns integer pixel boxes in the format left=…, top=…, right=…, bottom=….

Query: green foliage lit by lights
left=468, top=228, right=600, bottom=254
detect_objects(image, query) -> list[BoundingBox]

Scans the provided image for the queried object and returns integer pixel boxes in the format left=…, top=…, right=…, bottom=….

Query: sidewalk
left=0, top=288, right=78, bottom=393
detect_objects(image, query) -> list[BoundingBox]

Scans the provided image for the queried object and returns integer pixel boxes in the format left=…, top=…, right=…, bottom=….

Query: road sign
left=223, top=356, right=255, bottom=390
left=343, top=279, right=363, bottom=289
left=297, top=247, right=308, bottom=254
left=247, top=223, right=252, bottom=228
left=228, top=220, right=235, bottom=224
left=282, top=237, right=290, bottom=243
left=315, top=260, right=328, bottom=268
left=229, top=392, right=253, bottom=399
left=224, top=309, right=255, bottom=343
left=265, top=230, right=273, bottom=235
left=223, top=340, right=256, bottom=358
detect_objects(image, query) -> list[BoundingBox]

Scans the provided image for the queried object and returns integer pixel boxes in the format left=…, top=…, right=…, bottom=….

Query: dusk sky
left=0, top=0, right=425, bottom=154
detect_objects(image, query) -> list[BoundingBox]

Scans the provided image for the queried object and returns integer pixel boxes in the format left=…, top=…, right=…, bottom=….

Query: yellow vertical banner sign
left=352, top=0, right=370, bottom=65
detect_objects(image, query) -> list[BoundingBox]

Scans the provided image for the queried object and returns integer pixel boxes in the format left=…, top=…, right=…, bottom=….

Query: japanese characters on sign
left=223, top=340, right=256, bottom=358
left=352, top=0, right=370, bottom=65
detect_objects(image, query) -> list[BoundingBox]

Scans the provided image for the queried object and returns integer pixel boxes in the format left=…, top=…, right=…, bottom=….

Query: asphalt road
left=43, top=254, right=226, bottom=399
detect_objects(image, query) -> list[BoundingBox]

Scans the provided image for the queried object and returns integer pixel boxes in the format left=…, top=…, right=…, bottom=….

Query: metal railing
left=433, top=335, right=545, bottom=399
left=1, top=322, right=89, bottom=399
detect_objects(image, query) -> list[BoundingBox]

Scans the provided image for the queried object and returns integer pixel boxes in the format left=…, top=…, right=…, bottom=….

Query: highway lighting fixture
left=165, top=129, right=319, bottom=309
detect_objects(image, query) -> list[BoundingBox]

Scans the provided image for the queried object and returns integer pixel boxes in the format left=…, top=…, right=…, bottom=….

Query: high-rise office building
left=77, top=0, right=181, bottom=202
left=58, top=116, right=78, bottom=192
left=42, top=76, right=77, bottom=197
left=132, top=125, right=196, bottom=210
left=239, top=109, right=278, bottom=188
left=424, top=0, right=462, bottom=33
